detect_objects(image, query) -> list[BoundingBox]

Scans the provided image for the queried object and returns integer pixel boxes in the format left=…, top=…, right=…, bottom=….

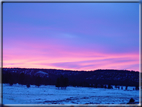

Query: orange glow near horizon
left=3, top=49, right=139, bottom=71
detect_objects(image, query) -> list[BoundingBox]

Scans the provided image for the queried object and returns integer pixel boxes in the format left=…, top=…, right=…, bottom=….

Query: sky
left=3, top=3, right=139, bottom=71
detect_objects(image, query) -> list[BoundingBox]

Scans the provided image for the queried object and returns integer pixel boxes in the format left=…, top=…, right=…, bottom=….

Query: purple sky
left=3, top=3, right=139, bottom=71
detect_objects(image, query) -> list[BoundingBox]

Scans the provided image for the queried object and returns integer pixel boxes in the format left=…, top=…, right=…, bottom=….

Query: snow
left=34, top=71, right=49, bottom=77
left=2, top=83, right=139, bottom=104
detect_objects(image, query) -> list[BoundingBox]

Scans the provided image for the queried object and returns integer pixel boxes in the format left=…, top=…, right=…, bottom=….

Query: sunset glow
left=3, top=3, right=139, bottom=71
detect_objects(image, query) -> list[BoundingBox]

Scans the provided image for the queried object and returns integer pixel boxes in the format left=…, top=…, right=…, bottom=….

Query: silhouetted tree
left=56, top=78, right=60, bottom=89
left=26, top=84, right=30, bottom=88
left=63, top=77, right=68, bottom=89
left=8, top=73, right=14, bottom=86
left=35, top=76, right=41, bottom=87
left=104, top=85, right=107, bottom=88
left=9, top=82, right=13, bottom=86
left=60, top=75, right=64, bottom=89
left=108, top=84, right=113, bottom=89
left=95, top=83, right=98, bottom=88
left=43, top=77, right=48, bottom=85
left=125, top=86, right=128, bottom=90
left=135, top=85, right=139, bottom=90
left=56, top=75, right=68, bottom=89
left=101, top=84, right=103, bottom=88
left=19, top=73, right=25, bottom=85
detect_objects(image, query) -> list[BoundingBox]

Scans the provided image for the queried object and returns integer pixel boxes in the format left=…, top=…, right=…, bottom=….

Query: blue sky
left=3, top=3, right=139, bottom=71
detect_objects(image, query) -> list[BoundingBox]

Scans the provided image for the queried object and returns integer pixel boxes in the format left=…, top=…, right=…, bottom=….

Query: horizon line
left=2, top=67, right=139, bottom=72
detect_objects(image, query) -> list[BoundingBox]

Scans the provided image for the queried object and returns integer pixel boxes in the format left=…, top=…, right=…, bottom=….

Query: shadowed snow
left=3, top=84, right=139, bottom=104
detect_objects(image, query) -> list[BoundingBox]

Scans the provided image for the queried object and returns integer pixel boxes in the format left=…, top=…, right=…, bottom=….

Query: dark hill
left=2, top=68, right=140, bottom=87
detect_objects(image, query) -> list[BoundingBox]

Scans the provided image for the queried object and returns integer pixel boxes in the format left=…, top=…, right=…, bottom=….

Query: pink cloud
left=3, top=31, right=139, bottom=71
left=3, top=44, right=139, bottom=71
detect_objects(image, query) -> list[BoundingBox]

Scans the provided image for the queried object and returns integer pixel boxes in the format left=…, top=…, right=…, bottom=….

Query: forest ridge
left=2, top=68, right=139, bottom=88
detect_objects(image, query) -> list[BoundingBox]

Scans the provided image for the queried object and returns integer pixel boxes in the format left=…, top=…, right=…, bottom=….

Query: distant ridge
left=2, top=67, right=139, bottom=72
left=2, top=68, right=140, bottom=87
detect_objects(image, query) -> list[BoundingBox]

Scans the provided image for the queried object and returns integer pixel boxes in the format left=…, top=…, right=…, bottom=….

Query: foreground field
left=2, top=83, right=139, bottom=104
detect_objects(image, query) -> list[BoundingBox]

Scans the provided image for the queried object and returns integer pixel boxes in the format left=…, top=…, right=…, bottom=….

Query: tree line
left=2, top=72, right=48, bottom=88
left=2, top=68, right=139, bottom=90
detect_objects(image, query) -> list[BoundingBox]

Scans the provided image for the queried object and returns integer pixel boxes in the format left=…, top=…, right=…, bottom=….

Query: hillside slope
left=2, top=68, right=140, bottom=87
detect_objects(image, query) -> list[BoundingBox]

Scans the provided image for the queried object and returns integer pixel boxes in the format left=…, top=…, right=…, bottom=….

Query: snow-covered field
left=2, top=83, right=139, bottom=104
